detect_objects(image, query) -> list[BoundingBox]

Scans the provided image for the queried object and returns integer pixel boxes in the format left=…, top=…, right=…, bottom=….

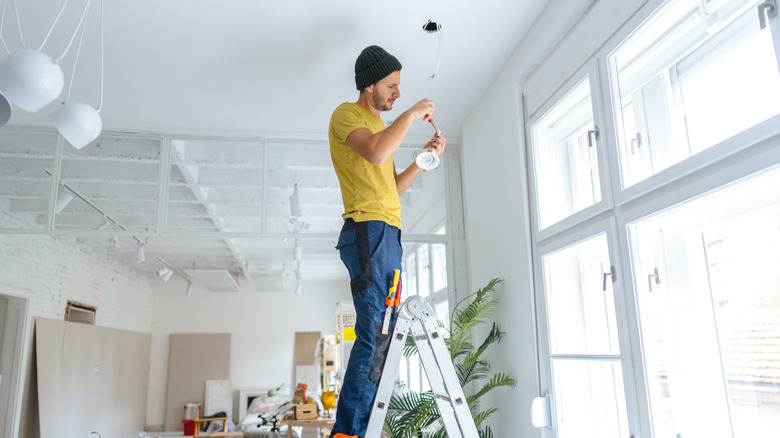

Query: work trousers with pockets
left=330, top=219, right=402, bottom=438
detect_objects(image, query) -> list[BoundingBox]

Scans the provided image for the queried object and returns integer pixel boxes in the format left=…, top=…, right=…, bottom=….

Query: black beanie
left=354, top=45, right=402, bottom=90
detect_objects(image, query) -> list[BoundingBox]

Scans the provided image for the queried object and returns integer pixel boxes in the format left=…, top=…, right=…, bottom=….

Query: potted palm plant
left=383, top=278, right=516, bottom=438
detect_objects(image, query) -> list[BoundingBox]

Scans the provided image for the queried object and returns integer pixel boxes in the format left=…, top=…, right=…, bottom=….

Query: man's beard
left=371, top=93, right=393, bottom=112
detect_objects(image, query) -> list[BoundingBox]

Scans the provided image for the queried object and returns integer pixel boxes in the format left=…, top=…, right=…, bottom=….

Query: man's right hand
left=408, top=99, right=435, bottom=122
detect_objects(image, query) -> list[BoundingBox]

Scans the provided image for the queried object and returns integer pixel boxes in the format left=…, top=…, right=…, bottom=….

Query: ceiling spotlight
left=97, top=216, right=111, bottom=230
left=55, top=189, right=74, bottom=214
left=157, top=265, right=172, bottom=279
left=185, top=283, right=193, bottom=296
left=162, top=269, right=174, bottom=282
left=136, top=242, right=145, bottom=264
left=293, top=239, right=302, bottom=261
left=289, top=184, right=302, bottom=217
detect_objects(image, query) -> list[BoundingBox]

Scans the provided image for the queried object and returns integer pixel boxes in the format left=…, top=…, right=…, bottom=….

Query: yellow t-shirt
left=329, top=102, right=402, bottom=228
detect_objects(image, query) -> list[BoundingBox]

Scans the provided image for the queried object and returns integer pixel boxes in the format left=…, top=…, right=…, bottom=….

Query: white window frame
left=527, top=59, right=614, bottom=242
left=534, top=218, right=640, bottom=438
left=525, top=0, right=780, bottom=436
left=601, top=0, right=780, bottom=205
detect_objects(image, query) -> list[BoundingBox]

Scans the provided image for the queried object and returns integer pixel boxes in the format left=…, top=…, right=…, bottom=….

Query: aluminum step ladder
left=365, top=295, right=480, bottom=438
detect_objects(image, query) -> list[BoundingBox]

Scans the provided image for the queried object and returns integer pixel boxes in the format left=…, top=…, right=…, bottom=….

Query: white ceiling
left=0, top=0, right=549, bottom=292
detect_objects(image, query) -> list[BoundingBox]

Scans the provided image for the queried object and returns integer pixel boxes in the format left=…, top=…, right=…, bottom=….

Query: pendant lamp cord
left=39, top=0, right=70, bottom=50
left=56, top=0, right=91, bottom=63
left=10, top=0, right=23, bottom=49
left=97, top=0, right=104, bottom=111
left=0, top=0, right=9, bottom=55
left=62, top=2, right=88, bottom=102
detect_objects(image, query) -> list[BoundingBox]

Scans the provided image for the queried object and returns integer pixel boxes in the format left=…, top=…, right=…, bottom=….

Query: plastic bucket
left=182, top=419, right=196, bottom=435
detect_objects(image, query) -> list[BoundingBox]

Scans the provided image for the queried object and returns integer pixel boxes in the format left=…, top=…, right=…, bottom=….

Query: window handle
left=759, top=0, right=777, bottom=30
left=588, top=127, right=600, bottom=148
left=603, top=265, right=616, bottom=291
left=630, top=133, right=642, bottom=154
left=648, top=267, right=660, bottom=292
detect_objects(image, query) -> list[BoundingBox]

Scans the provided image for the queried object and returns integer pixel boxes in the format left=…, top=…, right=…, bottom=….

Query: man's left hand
left=425, top=132, right=446, bottom=156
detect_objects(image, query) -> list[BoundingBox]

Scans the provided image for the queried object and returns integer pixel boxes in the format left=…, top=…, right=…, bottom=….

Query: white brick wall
left=0, top=212, right=154, bottom=333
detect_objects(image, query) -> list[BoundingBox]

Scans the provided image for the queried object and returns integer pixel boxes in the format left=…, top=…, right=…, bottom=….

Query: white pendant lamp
left=50, top=0, right=105, bottom=149
left=49, top=101, right=102, bottom=149
left=0, top=91, right=11, bottom=127
left=0, top=49, right=64, bottom=112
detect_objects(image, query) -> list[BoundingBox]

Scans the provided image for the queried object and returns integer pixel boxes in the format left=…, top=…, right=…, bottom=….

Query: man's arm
left=346, top=99, right=434, bottom=164
left=395, top=132, right=446, bottom=196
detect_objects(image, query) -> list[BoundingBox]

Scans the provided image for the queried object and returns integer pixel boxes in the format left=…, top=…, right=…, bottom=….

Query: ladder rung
left=434, top=393, right=450, bottom=402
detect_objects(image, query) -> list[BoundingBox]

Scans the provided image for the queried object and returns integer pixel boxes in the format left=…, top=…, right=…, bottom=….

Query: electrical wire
left=97, top=0, right=104, bottom=111
left=429, top=23, right=443, bottom=79
left=0, top=0, right=11, bottom=54
left=62, top=2, right=88, bottom=102
left=38, top=0, right=70, bottom=51
left=56, top=0, right=91, bottom=62
left=10, top=0, right=24, bottom=49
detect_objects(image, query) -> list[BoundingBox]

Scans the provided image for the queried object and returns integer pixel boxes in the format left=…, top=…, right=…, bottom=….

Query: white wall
left=1, top=211, right=155, bottom=437
left=459, top=0, right=651, bottom=436
left=146, top=276, right=351, bottom=428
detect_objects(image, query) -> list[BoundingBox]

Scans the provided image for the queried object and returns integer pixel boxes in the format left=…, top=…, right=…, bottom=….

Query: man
left=328, top=45, right=445, bottom=438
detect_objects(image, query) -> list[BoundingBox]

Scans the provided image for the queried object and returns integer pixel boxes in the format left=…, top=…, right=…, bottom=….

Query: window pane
left=404, top=252, right=417, bottom=297
left=612, top=0, right=780, bottom=187
left=630, top=166, right=780, bottom=438
left=60, top=135, right=161, bottom=232
left=531, top=78, right=602, bottom=229
left=431, top=243, right=447, bottom=292
left=0, top=130, right=56, bottom=230
left=435, top=300, right=450, bottom=329
left=543, top=234, right=620, bottom=355
left=553, top=359, right=629, bottom=438
left=417, top=245, right=431, bottom=298
left=409, top=356, right=422, bottom=393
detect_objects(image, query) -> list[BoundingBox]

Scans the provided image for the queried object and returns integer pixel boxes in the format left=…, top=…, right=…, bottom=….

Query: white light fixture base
left=415, top=149, right=440, bottom=171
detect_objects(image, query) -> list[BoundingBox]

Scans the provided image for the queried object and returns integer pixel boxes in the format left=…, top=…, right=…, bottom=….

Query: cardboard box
left=294, top=404, right=318, bottom=420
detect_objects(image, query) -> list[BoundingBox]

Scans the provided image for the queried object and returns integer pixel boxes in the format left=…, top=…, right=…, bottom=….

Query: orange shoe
left=332, top=434, right=358, bottom=438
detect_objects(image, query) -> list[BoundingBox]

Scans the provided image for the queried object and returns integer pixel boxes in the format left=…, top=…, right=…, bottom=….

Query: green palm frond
left=479, top=426, right=494, bottom=438
left=473, top=407, right=497, bottom=427
left=468, top=372, right=517, bottom=404
left=388, top=390, right=429, bottom=413
left=430, top=426, right=448, bottom=438
left=458, top=361, right=490, bottom=387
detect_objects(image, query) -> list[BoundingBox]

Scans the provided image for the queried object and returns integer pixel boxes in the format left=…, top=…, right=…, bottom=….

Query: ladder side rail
left=420, top=317, right=481, bottom=438
left=365, top=317, right=412, bottom=438
left=410, top=319, right=465, bottom=438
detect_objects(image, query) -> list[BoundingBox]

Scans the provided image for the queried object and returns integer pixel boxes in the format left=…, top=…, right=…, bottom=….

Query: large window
left=526, top=0, right=780, bottom=437
left=530, top=78, right=603, bottom=230
left=610, top=0, right=780, bottom=187
left=398, top=240, right=450, bottom=394
left=541, top=233, right=628, bottom=438
left=629, top=167, right=780, bottom=438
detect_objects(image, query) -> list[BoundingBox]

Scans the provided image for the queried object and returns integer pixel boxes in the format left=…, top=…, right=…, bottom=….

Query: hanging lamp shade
left=49, top=101, right=102, bottom=149
left=0, top=50, right=64, bottom=112
left=0, top=90, right=11, bottom=127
